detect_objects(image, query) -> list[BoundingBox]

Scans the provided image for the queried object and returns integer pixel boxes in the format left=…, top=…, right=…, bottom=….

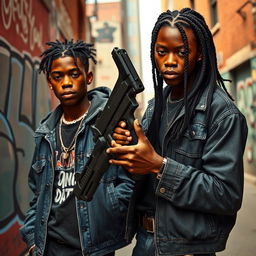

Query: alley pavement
left=217, top=179, right=256, bottom=256
left=116, top=179, right=256, bottom=256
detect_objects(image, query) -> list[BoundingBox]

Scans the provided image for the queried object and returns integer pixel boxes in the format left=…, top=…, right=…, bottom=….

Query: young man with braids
left=107, top=8, right=248, bottom=256
left=20, top=40, right=134, bottom=256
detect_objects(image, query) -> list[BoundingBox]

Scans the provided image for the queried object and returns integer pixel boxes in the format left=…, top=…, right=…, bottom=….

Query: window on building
left=210, top=0, right=218, bottom=27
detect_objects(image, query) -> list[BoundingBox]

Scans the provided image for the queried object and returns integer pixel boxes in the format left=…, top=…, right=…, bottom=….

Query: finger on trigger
left=120, top=121, right=127, bottom=128
left=125, top=131, right=130, bottom=136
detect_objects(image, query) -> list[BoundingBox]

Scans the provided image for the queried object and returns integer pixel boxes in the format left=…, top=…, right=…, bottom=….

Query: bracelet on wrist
left=160, top=157, right=167, bottom=172
left=157, top=157, right=167, bottom=180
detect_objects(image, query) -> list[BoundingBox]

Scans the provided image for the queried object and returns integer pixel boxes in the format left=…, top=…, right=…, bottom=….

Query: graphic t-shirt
left=47, top=121, right=82, bottom=252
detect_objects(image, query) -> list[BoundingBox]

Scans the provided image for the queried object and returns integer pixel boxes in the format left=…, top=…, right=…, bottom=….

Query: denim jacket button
left=81, top=226, right=87, bottom=232
left=159, top=187, right=166, bottom=193
left=190, top=130, right=196, bottom=136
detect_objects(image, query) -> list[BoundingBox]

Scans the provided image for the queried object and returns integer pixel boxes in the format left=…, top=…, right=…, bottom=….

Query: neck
left=169, top=73, right=196, bottom=101
left=62, top=99, right=90, bottom=122
left=169, top=87, right=183, bottom=101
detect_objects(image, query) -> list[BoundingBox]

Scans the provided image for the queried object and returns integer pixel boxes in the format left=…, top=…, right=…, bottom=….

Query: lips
left=162, top=70, right=179, bottom=80
left=163, top=70, right=178, bottom=75
left=61, top=91, right=75, bottom=98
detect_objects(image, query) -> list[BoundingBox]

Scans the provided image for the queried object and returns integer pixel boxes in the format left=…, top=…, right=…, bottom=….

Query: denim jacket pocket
left=183, top=123, right=207, bottom=140
left=32, top=159, right=46, bottom=173
left=174, top=123, right=206, bottom=167
left=31, top=159, right=46, bottom=194
left=107, top=182, right=122, bottom=212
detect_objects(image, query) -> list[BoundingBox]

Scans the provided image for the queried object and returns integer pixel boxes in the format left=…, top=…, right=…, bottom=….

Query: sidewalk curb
left=244, top=172, right=256, bottom=185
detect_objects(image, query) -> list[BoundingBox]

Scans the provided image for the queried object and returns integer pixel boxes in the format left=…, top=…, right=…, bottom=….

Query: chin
left=61, top=99, right=77, bottom=106
left=165, top=81, right=181, bottom=87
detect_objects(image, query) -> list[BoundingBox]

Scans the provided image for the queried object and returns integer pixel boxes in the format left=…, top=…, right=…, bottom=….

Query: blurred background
left=0, top=0, right=255, bottom=255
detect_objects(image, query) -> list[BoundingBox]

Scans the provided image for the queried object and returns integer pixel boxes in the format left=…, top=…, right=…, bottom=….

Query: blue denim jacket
left=129, top=85, right=248, bottom=255
left=20, top=87, right=134, bottom=256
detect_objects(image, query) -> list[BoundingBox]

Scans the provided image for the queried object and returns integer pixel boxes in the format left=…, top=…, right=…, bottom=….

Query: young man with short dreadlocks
left=108, top=8, right=248, bottom=256
left=20, top=39, right=134, bottom=256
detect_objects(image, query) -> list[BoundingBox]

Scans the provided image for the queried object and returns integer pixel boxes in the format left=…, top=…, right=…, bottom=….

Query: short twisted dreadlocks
left=147, top=8, right=232, bottom=143
left=39, top=39, right=97, bottom=77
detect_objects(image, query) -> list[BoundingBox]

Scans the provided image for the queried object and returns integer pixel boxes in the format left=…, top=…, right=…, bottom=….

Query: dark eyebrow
left=50, top=71, right=62, bottom=75
left=155, top=43, right=168, bottom=49
left=50, top=68, right=80, bottom=75
left=155, top=43, right=185, bottom=49
left=69, top=68, right=80, bottom=72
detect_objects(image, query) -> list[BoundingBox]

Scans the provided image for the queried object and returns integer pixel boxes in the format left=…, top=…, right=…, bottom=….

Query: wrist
left=159, top=157, right=167, bottom=172
left=156, top=157, right=167, bottom=179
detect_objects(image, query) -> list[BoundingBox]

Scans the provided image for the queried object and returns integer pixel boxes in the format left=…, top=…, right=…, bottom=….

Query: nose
left=62, top=75, right=72, bottom=88
left=165, top=53, right=177, bottom=67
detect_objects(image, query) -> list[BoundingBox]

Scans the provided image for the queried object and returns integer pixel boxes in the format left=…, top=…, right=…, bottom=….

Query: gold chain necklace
left=59, top=104, right=90, bottom=161
left=62, top=111, right=88, bottom=125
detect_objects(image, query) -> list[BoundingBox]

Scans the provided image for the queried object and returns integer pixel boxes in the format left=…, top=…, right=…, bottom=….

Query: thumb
left=111, top=140, right=120, bottom=147
left=134, top=119, right=144, bottom=139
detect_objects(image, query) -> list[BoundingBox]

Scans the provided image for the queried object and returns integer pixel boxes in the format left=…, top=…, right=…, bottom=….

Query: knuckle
left=114, top=127, right=120, bottom=133
left=128, top=155, right=134, bottom=161
left=121, top=121, right=126, bottom=127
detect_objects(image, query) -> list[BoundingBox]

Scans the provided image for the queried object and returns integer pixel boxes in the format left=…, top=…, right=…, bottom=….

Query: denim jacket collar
left=34, top=86, right=111, bottom=137
left=147, top=84, right=212, bottom=118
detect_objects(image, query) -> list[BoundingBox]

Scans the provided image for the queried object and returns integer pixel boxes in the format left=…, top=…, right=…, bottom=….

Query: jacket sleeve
left=19, top=150, right=38, bottom=248
left=115, top=166, right=135, bottom=212
left=156, top=111, right=248, bottom=215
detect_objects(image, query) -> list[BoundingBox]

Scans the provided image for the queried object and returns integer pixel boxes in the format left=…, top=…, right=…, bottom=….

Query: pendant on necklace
left=62, top=152, right=69, bottom=160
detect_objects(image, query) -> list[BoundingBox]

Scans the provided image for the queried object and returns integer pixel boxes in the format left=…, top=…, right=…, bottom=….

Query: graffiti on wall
left=0, top=37, right=51, bottom=256
left=0, top=0, right=51, bottom=254
left=237, top=77, right=256, bottom=172
left=1, top=0, right=46, bottom=55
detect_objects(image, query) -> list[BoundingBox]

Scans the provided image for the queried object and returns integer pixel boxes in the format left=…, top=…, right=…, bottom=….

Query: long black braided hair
left=147, top=8, right=232, bottom=144
left=39, top=39, right=97, bottom=76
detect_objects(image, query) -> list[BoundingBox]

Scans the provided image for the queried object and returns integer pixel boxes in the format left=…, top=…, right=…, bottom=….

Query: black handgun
left=73, top=47, right=144, bottom=201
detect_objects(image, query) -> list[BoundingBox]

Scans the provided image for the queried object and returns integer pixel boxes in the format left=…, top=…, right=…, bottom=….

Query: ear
left=47, top=77, right=53, bottom=90
left=86, top=71, right=93, bottom=85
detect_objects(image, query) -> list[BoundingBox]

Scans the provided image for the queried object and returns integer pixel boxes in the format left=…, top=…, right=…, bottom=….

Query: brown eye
left=177, top=50, right=186, bottom=57
left=157, top=50, right=166, bottom=56
left=53, top=74, right=62, bottom=80
left=71, top=73, right=79, bottom=78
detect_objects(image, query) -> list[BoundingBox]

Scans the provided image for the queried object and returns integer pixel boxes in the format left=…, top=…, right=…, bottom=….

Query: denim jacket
left=20, top=87, right=134, bottom=256
left=129, top=85, right=248, bottom=255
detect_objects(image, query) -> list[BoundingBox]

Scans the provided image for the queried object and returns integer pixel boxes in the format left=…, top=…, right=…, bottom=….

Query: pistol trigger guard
left=107, top=134, right=113, bottom=146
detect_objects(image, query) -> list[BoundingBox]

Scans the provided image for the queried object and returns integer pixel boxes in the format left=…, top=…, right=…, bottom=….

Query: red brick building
left=87, top=1, right=122, bottom=22
left=171, top=0, right=255, bottom=72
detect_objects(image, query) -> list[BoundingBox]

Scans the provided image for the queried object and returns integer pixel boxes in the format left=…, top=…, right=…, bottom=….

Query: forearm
left=20, top=157, right=38, bottom=247
left=20, top=197, right=37, bottom=247
left=156, top=114, right=247, bottom=215
left=156, top=157, right=244, bottom=215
